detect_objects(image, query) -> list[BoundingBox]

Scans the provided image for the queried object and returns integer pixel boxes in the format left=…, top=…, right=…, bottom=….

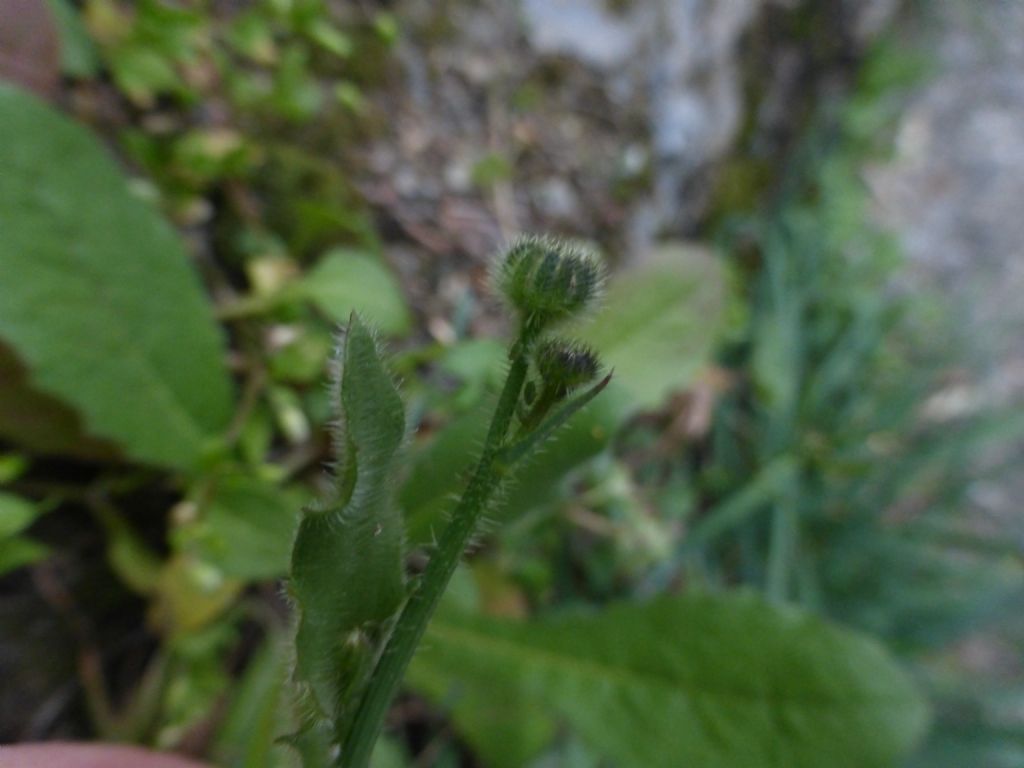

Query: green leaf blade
left=576, top=244, right=727, bottom=413
left=0, top=537, right=49, bottom=576
left=298, top=249, right=411, bottom=336
left=190, top=476, right=304, bottom=581
left=290, top=315, right=408, bottom=739
left=414, top=592, right=929, bottom=768
left=0, top=85, right=233, bottom=468
left=0, top=492, right=40, bottom=538
left=0, top=491, right=48, bottom=576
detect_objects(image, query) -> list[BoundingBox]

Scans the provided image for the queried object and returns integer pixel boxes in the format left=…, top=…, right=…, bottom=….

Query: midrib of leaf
left=425, top=617, right=913, bottom=711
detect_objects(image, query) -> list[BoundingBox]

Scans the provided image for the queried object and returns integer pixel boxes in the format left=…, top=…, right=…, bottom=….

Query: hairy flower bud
left=495, top=235, right=604, bottom=329
left=516, top=338, right=603, bottom=430
left=535, top=339, right=602, bottom=397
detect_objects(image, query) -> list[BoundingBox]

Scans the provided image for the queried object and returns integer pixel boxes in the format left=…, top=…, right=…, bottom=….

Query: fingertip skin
left=0, top=743, right=208, bottom=768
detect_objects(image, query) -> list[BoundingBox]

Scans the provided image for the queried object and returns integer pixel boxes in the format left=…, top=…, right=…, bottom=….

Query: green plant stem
left=339, top=341, right=532, bottom=768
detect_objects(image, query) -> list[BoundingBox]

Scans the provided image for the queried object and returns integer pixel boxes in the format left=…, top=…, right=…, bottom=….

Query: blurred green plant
left=0, top=84, right=233, bottom=469
left=0, top=82, right=930, bottom=761
left=621, top=39, right=1024, bottom=767
left=77, top=0, right=391, bottom=256
left=0, top=488, right=48, bottom=575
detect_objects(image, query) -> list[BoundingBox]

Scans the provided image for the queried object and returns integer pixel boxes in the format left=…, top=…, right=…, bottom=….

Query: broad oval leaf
left=413, top=591, right=930, bottom=768
left=0, top=85, right=233, bottom=468
left=576, top=243, right=727, bottom=412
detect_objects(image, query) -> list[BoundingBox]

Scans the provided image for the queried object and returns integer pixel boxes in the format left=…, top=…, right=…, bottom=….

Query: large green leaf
left=290, top=314, right=407, bottom=739
left=576, top=243, right=727, bottom=412
left=413, top=592, right=929, bottom=768
left=0, top=85, right=233, bottom=468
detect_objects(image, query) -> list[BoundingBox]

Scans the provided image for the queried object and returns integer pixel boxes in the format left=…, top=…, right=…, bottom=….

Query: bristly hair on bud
left=535, top=338, right=602, bottom=398
left=493, top=235, right=605, bottom=330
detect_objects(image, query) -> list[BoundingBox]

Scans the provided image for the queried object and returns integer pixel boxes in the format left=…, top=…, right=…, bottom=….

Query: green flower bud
left=535, top=338, right=602, bottom=398
left=495, top=235, right=604, bottom=328
left=517, top=338, right=603, bottom=430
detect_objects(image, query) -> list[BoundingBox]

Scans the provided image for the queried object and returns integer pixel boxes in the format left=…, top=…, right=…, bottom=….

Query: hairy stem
left=339, top=339, right=531, bottom=768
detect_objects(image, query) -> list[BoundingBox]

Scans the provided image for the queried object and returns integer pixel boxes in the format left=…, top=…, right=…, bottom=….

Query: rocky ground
left=870, top=0, right=1024, bottom=399
left=869, top=1, right=1024, bottom=544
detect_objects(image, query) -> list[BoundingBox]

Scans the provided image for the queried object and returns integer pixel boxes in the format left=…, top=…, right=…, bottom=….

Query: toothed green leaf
left=290, top=314, right=407, bottom=742
left=414, top=591, right=930, bottom=768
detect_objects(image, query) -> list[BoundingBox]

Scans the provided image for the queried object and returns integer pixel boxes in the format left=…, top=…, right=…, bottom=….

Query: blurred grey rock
left=521, top=0, right=764, bottom=240
left=868, top=0, right=1024, bottom=371
left=520, top=0, right=901, bottom=250
left=868, top=1, right=1024, bottom=536
left=853, top=0, right=901, bottom=41
left=520, top=0, right=643, bottom=69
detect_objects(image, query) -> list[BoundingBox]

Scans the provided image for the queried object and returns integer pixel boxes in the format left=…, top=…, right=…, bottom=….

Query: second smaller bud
left=535, top=339, right=602, bottom=399
left=518, top=338, right=602, bottom=431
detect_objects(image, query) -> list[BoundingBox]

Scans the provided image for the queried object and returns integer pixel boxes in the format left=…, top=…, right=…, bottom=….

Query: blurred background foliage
left=1, top=0, right=1023, bottom=766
